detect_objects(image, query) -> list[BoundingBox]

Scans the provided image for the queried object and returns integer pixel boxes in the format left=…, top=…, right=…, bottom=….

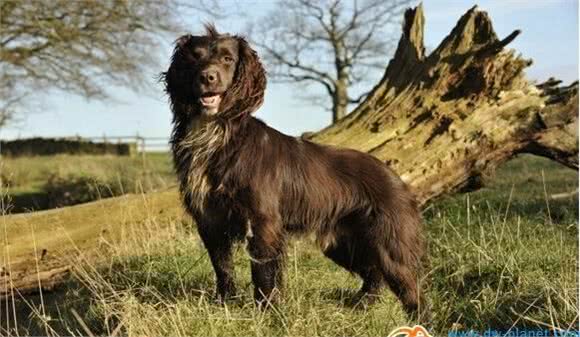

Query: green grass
left=1, top=154, right=578, bottom=336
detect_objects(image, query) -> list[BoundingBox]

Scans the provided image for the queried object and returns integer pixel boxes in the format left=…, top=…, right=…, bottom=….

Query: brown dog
left=163, top=25, right=426, bottom=318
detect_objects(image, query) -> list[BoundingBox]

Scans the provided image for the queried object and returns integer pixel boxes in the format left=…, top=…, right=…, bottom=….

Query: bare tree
left=250, top=0, right=409, bottom=123
left=0, top=0, right=225, bottom=128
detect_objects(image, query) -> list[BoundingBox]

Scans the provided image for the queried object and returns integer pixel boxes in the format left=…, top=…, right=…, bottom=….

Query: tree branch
left=348, top=90, right=370, bottom=104
left=0, top=0, right=190, bottom=127
left=257, top=41, right=335, bottom=83
left=275, top=73, right=335, bottom=97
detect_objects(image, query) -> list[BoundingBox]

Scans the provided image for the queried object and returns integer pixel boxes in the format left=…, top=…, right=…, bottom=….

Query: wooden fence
left=69, top=135, right=170, bottom=153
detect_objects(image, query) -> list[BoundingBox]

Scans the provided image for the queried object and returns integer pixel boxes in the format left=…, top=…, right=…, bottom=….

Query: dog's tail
left=375, top=184, right=428, bottom=318
left=378, top=194, right=423, bottom=273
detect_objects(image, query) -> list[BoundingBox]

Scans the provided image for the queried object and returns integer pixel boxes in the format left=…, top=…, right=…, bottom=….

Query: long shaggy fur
left=163, top=26, right=426, bottom=319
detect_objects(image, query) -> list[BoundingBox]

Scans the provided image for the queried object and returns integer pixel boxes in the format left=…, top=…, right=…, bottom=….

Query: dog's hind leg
left=323, top=237, right=385, bottom=305
left=350, top=265, right=385, bottom=306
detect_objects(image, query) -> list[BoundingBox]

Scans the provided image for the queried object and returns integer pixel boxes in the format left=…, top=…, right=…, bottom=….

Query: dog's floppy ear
left=163, top=34, right=192, bottom=94
left=175, top=34, right=193, bottom=48
left=162, top=34, right=197, bottom=119
left=220, top=36, right=267, bottom=119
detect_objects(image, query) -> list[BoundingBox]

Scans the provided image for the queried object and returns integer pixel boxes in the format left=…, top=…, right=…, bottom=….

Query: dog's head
left=164, top=24, right=266, bottom=120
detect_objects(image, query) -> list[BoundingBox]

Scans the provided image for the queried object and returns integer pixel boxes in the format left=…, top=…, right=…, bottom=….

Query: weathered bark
left=311, top=4, right=578, bottom=205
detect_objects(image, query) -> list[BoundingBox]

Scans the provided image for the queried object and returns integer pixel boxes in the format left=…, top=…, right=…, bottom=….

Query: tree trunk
left=310, top=4, right=578, bottom=206
left=332, top=78, right=349, bottom=122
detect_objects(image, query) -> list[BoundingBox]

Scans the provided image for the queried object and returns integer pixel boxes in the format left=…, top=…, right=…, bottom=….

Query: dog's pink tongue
left=200, top=95, right=221, bottom=107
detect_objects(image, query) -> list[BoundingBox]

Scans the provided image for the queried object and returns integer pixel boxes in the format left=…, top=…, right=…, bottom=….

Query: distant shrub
left=1, top=137, right=137, bottom=157
left=3, top=154, right=174, bottom=212
left=43, top=173, right=125, bottom=208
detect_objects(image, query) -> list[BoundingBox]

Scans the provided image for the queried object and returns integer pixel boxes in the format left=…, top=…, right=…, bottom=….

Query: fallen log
left=1, top=262, right=70, bottom=299
left=310, top=4, right=578, bottom=205
left=0, top=189, right=183, bottom=299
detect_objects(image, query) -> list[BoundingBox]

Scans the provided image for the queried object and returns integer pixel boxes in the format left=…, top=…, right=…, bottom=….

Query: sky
left=1, top=0, right=578, bottom=146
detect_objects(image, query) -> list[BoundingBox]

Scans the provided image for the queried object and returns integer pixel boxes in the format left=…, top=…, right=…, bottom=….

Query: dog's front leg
left=197, top=223, right=237, bottom=301
left=247, top=223, right=286, bottom=307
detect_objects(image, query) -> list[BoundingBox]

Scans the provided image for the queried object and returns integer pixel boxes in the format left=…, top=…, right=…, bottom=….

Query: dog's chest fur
left=172, top=116, right=228, bottom=214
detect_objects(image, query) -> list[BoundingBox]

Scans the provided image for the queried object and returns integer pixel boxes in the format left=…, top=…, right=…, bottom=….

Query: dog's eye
left=223, top=56, right=234, bottom=63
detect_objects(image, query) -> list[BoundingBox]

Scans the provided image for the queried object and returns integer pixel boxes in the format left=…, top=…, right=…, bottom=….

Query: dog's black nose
left=200, top=69, right=218, bottom=85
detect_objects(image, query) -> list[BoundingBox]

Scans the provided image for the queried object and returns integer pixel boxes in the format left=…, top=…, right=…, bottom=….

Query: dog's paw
left=346, top=291, right=381, bottom=309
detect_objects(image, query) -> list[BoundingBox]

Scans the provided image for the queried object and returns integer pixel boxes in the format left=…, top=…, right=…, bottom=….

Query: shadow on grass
left=429, top=260, right=579, bottom=331
left=0, top=253, right=217, bottom=336
left=320, top=287, right=359, bottom=305
left=0, top=279, right=106, bottom=336
left=2, top=192, right=49, bottom=213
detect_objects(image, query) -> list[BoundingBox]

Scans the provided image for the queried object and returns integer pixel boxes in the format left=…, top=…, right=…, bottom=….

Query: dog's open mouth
left=199, top=93, right=222, bottom=109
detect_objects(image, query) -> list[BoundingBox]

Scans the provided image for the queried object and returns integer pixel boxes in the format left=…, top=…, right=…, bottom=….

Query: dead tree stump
left=310, top=5, right=578, bottom=205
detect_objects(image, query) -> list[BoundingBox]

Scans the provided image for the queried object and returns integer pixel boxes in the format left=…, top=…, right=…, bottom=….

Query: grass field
left=1, top=154, right=578, bottom=336
left=1, top=153, right=174, bottom=212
